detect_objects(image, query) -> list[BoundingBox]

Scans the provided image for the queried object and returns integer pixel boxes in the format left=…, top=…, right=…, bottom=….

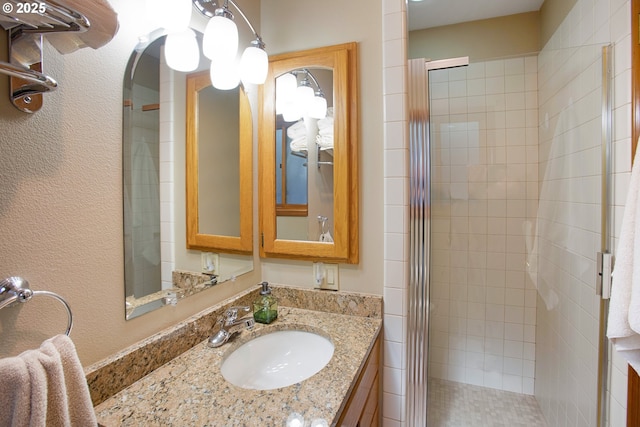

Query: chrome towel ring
left=0, top=276, right=73, bottom=336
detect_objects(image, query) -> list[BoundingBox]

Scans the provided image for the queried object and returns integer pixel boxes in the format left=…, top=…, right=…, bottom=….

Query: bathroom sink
left=220, top=330, right=334, bottom=390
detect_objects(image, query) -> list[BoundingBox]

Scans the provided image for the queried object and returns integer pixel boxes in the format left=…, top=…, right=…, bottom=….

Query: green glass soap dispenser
left=253, top=281, right=278, bottom=324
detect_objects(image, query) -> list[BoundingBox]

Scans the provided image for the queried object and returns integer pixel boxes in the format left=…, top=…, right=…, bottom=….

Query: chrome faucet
left=208, top=305, right=255, bottom=348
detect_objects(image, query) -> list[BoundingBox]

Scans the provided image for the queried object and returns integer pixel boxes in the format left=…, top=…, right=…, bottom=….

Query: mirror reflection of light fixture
left=276, top=69, right=328, bottom=121
left=164, top=29, right=200, bottom=72
left=147, top=0, right=268, bottom=89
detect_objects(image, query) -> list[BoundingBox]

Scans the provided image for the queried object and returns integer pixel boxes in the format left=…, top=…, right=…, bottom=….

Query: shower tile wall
left=427, top=57, right=539, bottom=395
left=159, top=58, right=175, bottom=291
left=126, top=82, right=161, bottom=298
left=534, top=45, right=603, bottom=427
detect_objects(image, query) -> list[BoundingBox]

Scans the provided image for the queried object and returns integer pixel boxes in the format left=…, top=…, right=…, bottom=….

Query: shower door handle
left=596, top=251, right=612, bottom=299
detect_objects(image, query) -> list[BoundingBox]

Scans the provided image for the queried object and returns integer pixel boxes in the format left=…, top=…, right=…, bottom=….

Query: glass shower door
left=408, top=44, right=610, bottom=426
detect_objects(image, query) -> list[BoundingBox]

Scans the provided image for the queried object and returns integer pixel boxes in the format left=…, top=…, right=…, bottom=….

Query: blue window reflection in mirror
left=275, top=118, right=308, bottom=215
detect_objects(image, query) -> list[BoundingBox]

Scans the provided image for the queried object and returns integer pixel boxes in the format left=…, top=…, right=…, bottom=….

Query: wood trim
left=630, top=366, right=640, bottom=427
left=258, top=42, right=359, bottom=263
left=336, top=332, right=381, bottom=426
left=276, top=204, right=308, bottom=217
left=630, top=2, right=640, bottom=425
left=185, top=70, right=253, bottom=254
left=142, top=103, right=159, bottom=112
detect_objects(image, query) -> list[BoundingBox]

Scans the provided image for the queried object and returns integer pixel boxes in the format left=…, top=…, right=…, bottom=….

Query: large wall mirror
left=186, top=71, right=253, bottom=254
left=259, top=43, right=359, bottom=263
left=123, top=31, right=253, bottom=320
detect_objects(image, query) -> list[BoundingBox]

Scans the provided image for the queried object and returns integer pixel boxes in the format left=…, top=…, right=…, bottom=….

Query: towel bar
left=0, top=276, right=73, bottom=336
left=0, top=1, right=90, bottom=113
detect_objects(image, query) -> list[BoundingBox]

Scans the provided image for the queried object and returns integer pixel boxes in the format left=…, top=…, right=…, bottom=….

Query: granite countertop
left=93, top=287, right=382, bottom=426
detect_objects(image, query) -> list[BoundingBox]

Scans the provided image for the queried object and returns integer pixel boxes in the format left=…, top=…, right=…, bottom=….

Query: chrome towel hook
left=0, top=276, right=73, bottom=336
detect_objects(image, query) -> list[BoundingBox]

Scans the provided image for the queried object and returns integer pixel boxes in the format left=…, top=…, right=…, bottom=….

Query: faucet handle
left=225, top=305, right=251, bottom=322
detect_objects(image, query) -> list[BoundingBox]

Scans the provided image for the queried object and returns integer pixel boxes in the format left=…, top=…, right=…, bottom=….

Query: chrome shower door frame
left=407, top=56, right=468, bottom=426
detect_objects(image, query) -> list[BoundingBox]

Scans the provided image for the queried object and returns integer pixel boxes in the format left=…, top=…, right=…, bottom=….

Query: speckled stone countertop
left=90, top=285, right=382, bottom=426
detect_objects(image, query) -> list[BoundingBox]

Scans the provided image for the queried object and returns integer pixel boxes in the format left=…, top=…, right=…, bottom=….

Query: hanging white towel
left=608, top=145, right=640, bottom=372
left=0, top=334, right=97, bottom=427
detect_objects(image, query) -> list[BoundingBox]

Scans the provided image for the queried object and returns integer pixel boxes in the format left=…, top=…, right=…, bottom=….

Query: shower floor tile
left=427, top=378, right=548, bottom=427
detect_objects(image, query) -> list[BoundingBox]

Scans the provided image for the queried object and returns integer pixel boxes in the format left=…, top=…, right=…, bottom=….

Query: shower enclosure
left=408, top=44, right=612, bottom=427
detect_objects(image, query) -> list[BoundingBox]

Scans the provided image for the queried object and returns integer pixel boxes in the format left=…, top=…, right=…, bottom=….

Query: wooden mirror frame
left=185, top=70, right=253, bottom=254
left=258, top=42, right=359, bottom=263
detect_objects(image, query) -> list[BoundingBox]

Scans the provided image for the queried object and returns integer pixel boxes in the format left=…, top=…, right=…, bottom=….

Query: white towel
left=317, top=116, right=334, bottom=130
left=0, top=334, right=97, bottom=427
left=289, top=136, right=308, bottom=153
left=318, top=125, right=333, bottom=137
left=286, top=120, right=306, bottom=140
left=316, top=134, right=334, bottom=149
left=608, top=146, right=640, bottom=372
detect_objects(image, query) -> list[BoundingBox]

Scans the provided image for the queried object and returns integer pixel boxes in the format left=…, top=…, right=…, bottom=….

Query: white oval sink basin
left=220, top=330, right=334, bottom=390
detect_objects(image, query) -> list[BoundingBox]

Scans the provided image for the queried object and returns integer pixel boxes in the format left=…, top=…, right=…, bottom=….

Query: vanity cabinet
left=337, top=331, right=381, bottom=426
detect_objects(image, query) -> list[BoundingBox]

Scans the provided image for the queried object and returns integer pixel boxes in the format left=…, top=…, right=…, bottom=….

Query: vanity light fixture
left=148, top=0, right=200, bottom=72
left=148, top=0, right=268, bottom=89
left=194, top=0, right=268, bottom=88
left=276, top=69, right=327, bottom=121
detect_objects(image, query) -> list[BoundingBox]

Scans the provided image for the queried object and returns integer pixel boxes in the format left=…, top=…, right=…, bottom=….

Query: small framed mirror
left=259, top=43, right=359, bottom=263
left=186, top=70, right=253, bottom=254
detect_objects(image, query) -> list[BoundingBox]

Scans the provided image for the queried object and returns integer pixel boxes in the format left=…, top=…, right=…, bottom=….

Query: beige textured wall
left=259, top=0, right=384, bottom=294
left=408, top=12, right=541, bottom=62
left=0, top=0, right=384, bottom=367
left=540, top=0, right=578, bottom=47
left=0, top=0, right=261, bottom=366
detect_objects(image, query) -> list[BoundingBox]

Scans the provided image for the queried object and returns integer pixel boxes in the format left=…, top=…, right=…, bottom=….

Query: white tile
left=384, top=149, right=407, bottom=177
left=484, top=371, right=503, bottom=389
left=504, top=340, right=524, bottom=359
left=523, top=377, right=535, bottom=395
left=383, top=392, right=404, bottom=421
left=384, top=366, right=404, bottom=394
left=384, top=93, right=406, bottom=124
left=502, top=374, right=523, bottom=393
left=384, top=177, right=406, bottom=205
left=385, top=205, right=405, bottom=234
left=505, top=323, right=524, bottom=341
left=384, top=260, right=406, bottom=289
left=384, top=121, right=405, bottom=150
left=384, top=233, right=405, bottom=262
left=384, top=65, right=405, bottom=95
left=503, top=357, right=523, bottom=376
left=384, top=339, right=404, bottom=369
left=384, top=287, right=404, bottom=316
left=383, top=38, right=404, bottom=68
left=384, top=314, right=404, bottom=343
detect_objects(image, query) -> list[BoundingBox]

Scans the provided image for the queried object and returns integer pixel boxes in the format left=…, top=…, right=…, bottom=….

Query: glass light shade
left=240, top=45, right=268, bottom=84
left=295, top=84, right=314, bottom=116
left=281, top=102, right=302, bottom=122
left=164, top=30, right=199, bottom=72
left=276, top=73, right=297, bottom=114
left=210, top=60, right=240, bottom=90
left=308, top=95, right=327, bottom=119
left=203, top=15, right=238, bottom=61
